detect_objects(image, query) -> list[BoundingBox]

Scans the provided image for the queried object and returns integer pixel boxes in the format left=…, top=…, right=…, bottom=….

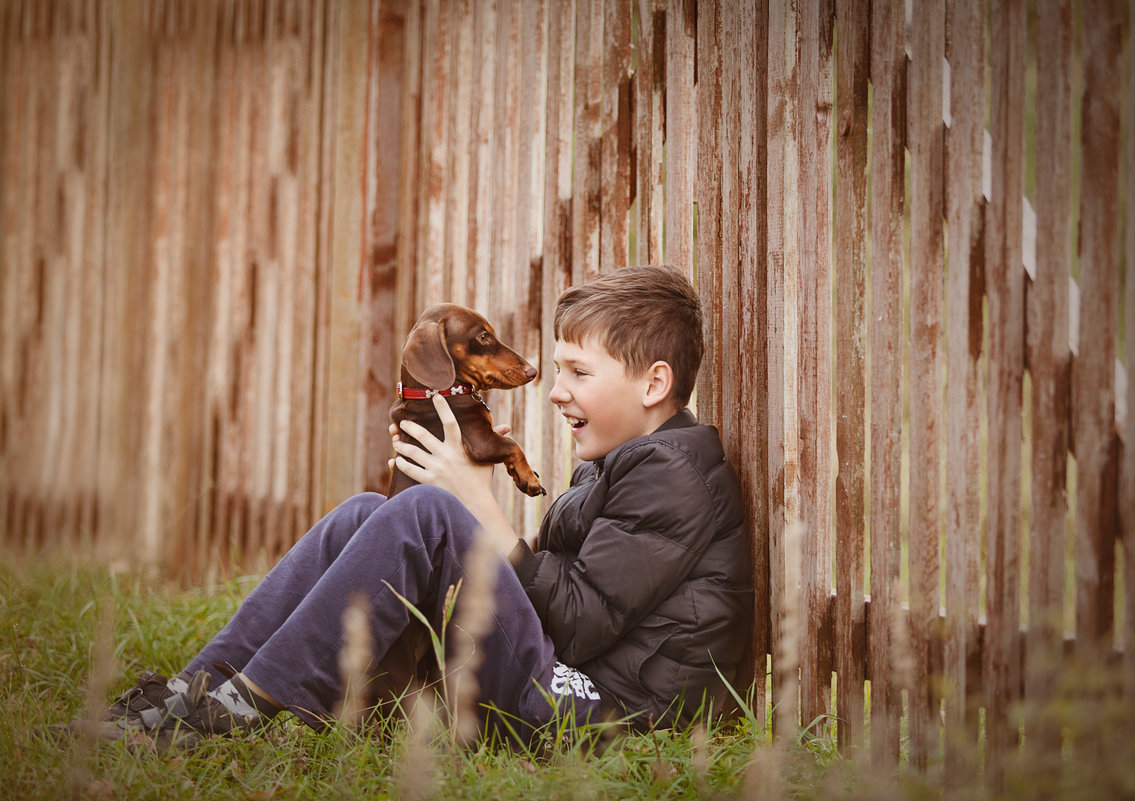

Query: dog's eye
left=478, top=332, right=492, bottom=345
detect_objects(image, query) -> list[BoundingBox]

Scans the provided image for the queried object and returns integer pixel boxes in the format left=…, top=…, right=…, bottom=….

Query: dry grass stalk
left=774, top=521, right=803, bottom=738
left=690, top=723, right=709, bottom=792
left=889, top=577, right=914, bottom=698
left=742, top=740, right=788, bottom=801
left=69, top=597, right=117, bottom=797
left=394, top=687, right=442, bottom=801
left=338, top=592, right=374, bottom=729
left=744, top=522, right=802, bottom=800
left=446, top=529, right=499, bottom=747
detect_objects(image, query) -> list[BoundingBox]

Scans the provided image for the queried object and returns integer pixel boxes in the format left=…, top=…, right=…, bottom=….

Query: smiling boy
left=62, top=265, right=752, bottom=748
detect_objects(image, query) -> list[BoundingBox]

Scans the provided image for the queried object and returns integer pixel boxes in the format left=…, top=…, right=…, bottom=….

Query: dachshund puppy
left=388, top=303, right=545, bottom=498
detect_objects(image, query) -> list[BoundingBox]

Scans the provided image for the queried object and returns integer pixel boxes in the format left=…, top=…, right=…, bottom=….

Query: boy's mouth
left=565, top=415, right=587, bottom=431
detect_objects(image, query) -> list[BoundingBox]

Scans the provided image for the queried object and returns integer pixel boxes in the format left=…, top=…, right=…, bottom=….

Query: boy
left=66, top=265, right=752, bottom=748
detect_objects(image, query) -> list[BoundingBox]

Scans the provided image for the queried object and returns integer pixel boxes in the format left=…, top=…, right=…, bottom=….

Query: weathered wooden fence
left=2, top=0, right=1132, bottom=780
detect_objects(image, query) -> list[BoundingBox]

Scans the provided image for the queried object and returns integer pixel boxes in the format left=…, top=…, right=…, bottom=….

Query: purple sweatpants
left=184, top=486, right=603, bottom=739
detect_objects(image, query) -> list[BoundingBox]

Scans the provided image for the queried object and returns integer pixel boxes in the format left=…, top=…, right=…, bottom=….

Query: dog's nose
left=524, top=364, right=537, bottom=381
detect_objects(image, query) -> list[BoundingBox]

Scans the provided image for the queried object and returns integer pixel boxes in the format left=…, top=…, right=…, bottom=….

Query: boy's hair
left=553, top=265, right=704, bottom=407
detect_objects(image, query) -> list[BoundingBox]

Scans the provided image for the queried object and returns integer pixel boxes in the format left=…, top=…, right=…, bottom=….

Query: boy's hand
left=387, top=416, right=510, bottom=468
left=391, top=394, right=496, bottom=503
left=390, top=394, right=523, bottom=559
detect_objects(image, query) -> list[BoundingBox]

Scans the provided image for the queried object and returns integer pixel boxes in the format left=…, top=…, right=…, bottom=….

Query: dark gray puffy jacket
left=512, top=408, right=753, bottom=727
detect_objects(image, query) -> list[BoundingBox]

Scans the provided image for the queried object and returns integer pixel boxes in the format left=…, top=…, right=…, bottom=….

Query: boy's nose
left=548, top=375, right=568, bottom=405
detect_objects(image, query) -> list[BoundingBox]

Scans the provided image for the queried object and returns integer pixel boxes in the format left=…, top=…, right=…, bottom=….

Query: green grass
left=1, top=555, right=1132, bottom=801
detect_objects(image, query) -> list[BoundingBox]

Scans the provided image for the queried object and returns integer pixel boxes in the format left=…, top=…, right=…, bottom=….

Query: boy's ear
left=641, top=361, right=676, bottom=409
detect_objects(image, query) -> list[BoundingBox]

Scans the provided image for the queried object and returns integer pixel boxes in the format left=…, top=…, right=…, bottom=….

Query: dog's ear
left=402, top=320, right=456, bottom=388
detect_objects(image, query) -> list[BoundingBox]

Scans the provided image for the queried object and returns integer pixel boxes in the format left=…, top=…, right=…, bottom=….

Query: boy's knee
left=333, top=492, right=386, bottom=524
left=392, top=484, right=463, bottom=515
left=386, top=485, right=477, bottom=540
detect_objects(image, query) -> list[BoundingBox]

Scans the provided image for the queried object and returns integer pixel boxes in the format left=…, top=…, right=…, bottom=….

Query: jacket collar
left=589, top=407, right=697, bottom=475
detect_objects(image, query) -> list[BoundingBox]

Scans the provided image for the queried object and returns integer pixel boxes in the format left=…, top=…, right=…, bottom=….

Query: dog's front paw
left=508, top=463, right=546, bottom=497
left=521, top=472, right=547, bottom=497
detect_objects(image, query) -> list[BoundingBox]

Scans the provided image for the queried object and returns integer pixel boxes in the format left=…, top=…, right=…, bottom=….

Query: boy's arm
left=517, top=443, right=736, bottom=664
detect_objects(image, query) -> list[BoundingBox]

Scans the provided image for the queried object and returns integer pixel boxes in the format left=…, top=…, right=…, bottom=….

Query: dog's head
left=401, top=303, right=537, bottom=390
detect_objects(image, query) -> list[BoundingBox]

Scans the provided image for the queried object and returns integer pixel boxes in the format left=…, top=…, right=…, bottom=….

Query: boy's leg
left=51, top=493, right=392, bottom=747
left=182, top=492, right=389, bottom=685
left=240, top=484, right=602, bottom=735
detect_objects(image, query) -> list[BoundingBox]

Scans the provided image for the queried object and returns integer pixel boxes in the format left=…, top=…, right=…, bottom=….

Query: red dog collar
left=396, top=382, right=476, bottom=400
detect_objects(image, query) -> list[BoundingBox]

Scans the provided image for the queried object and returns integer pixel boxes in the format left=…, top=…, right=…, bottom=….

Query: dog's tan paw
left=510, top=466, right=546, bottom=497
left=521, top=478, right=547, bottom=497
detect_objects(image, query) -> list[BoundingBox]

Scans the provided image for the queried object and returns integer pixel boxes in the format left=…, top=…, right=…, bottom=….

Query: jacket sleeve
left=521, top=441, right=722, bottom=665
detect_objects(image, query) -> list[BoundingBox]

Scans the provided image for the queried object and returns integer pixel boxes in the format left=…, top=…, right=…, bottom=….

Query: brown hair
left=553, top=265, right=704, bottom=406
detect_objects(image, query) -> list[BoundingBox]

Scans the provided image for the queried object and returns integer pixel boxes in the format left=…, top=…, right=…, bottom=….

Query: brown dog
left=387, top=303, right=546, bottom=498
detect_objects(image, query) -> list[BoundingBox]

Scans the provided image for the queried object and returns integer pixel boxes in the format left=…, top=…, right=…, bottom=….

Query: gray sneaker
left=57, top=668, right=267, bottom=751
left=163, top=669, right=263, bottom=736
left=54, top=670, right=202, bottom=751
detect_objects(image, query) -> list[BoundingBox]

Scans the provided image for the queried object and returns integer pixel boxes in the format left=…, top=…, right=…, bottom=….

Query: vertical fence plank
left=47, top=0, right=75, bottom=548
left=487, top=0, right=523, bottom=515
left=445, top=0, right=473, bottom=306
left=235, top=0, right=266, bottom=569
left=360, top=0, right=408, bottom=497
left=102, top=1, right=154, bottom=566
left=907, top=0, right=945, bottom=769
left=600, top=0, right=629, bottom=272
left=252, top=0, right=276, bottom=562
left=717, top=0, right=742, bottom=478
left=834, top=0, right=867, bottom=753
left=797, top=0, right=834, bottom=739
left=868, top=0, right=905, bottom=767
left=664, top=0, right=694, bottom=274
left=695, top=0, right=721, bottom=425
left=633, top=0, right=664, bottom=264
left=321, top=0, right=370, bottom=513
left=943, top=0, right=984, bottom=776
left=27, top=3, right=56, bottom=551
left=189, top=0, right=226, bottom=580
left=174, top=0, right=217, bottom=577
left=290, top=0, right=326, bottom=559
left=1026, top=0, right=1072, bottom=777
left=468, top=0, right=496, bottom=312
left=572, top=0, right=602, bottom=281
left=539, top=0, right=574, bottom=508
left=396, top=0, right=421, bottom=327
left=737, top=0, right=769, bottom=729
left=985, top=0, right=1027, bottom=780
left=767, top=0, right=801, bottom=737
left=4, top=0, right=26, bottom=544
left=500, top=0, right=522, bottom=336
left=514, top=0, right=547, bottom=538
left=84, top=0, right=112, bottom=547
left=418, top=0, right=448, bottom=304
left=56, top=1, right=108, bottom=553
left=1124, top=0, right=1135, bottom=721
left=0, top=1, right=17, bottom=541
left=1074, top=0, right=1122, bottom=658
left=25, top=2, right=53, bottom=547
left=206, top=0, right=238, bottom=574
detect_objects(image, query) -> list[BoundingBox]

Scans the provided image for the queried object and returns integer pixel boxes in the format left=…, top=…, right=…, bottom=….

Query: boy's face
left=549, top=336, right=662, bottom=461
